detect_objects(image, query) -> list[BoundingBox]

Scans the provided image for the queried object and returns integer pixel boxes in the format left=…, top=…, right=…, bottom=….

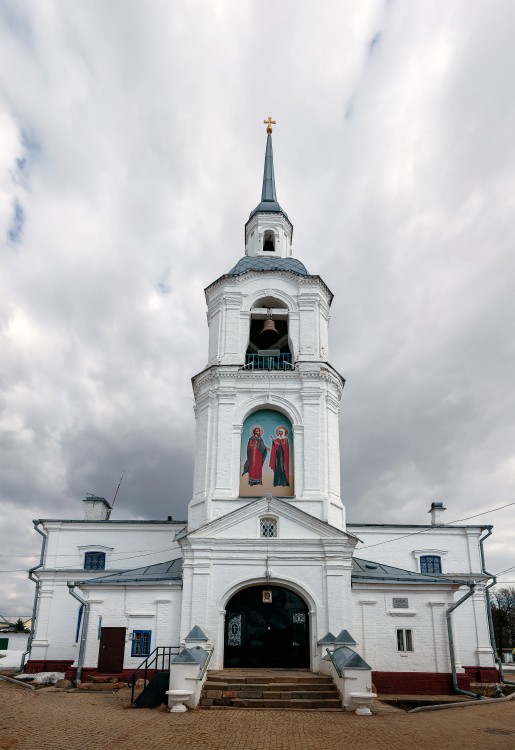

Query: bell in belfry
left=260, top=311, right=279, bottom=345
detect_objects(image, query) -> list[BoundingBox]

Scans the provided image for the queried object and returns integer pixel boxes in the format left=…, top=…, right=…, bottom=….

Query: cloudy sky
left=1, top=0, right=514, bottom=612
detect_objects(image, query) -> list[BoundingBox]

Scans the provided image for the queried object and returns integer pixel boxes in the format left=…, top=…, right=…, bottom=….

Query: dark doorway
left=224, top=585, right=309, bottom=668
left=97, top=627, right=126, bottom=672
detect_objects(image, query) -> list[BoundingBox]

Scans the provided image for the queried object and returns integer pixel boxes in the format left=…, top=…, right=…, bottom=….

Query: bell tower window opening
left=245, top=296, right=291, bottom=368
left=263, top=230, right=275, bottom=252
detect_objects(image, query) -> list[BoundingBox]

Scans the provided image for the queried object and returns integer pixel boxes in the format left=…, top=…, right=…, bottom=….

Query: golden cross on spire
left=264, top=116, right=276, bottom=135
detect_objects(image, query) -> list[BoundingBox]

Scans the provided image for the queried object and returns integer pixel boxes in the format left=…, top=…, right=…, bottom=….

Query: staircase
left=200, top=669, right=342, bottom=709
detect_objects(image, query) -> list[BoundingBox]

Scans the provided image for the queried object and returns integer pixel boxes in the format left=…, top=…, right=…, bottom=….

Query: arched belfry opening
left=245, top=296, right=292, bottom=369
left=224, top=584, right=309, bottom=668
left=263, top=229, right=275, bottom=252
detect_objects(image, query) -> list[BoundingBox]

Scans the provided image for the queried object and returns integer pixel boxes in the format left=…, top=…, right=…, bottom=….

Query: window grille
left=131, top=630, right=151, bottom=657
left=392, top=598, right=409, bottom=609
left=420, top=555, right=442, bottom=574
left=396, top=628, right=414, bottom=652
left=260, top=517, right=278, bottom=538
left=84, top=551, right=106, bottom=571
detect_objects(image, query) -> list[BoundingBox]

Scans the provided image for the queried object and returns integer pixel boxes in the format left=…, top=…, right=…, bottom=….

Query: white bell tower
left=188, top=124, right=345, bottom=532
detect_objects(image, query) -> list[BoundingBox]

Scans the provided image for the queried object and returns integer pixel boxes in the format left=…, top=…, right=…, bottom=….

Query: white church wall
left=29, top=521, right=184, bottom=667
left=81, top=586, right=183, bottom=671
left=348, top=524, right=494, bottom=671
left=348, top=524, right=484, bottom=575
left=351, top=587, right=454, bottom=674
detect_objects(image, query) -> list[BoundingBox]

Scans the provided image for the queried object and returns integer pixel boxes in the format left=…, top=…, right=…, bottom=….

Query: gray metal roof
left=227, top=256, right=310, bottom=277
left=334, top=629, right=357, bottom=646
left=317, top=632, right=337, bottom=645
left=249, top=134, right=288, bottom=220
left=185, top=625, right=208, bottom=641
left=352, top=557, right=466, bottom=585
left=76, top=557, right=183, bottom=586
left=171, top=646, right=209, bottom=668
left=323, top=646, right=371, bottom=671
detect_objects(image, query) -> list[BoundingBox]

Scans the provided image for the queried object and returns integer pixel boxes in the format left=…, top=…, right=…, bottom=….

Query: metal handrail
left=128, top=646, right=180, bottom=705
left=325, top=648, right=342, bottom=678
left=242, top=353, right=295, bottom=371
left=197, top=648, right=214, bottom=681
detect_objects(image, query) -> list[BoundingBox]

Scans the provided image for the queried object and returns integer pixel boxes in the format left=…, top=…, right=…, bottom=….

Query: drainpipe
left=67, top=583, right=89, bottom=683
left=20, top=521, right=47, bottom=672
left=446, top=583, right=485, bottom=699
left=479, top=527, right=510, bottom=686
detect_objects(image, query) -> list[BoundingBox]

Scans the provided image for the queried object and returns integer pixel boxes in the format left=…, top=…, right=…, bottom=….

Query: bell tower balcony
left=243, top=352, right=294, bottom=371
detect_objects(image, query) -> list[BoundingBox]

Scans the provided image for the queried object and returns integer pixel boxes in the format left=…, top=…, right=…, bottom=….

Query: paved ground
left=1, top=681, right=514, bottom=750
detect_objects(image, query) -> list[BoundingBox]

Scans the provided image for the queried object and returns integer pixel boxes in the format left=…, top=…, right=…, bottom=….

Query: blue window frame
left=84, top=551, right=106, bottom=571
left=420, top=555, right=442, bottom=574
left=131, top=630, right=151, bottom=657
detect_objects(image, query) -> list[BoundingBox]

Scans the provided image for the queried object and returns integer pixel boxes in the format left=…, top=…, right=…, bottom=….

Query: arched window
left=260, top=517, right=278, bottom=538
left=263, top=230, right=275, bottom=252
left=420, top=555, right=442, bottom=574
left=245, top=296, right=291, bottom=369
left=84, top=551, right=106, bottom=571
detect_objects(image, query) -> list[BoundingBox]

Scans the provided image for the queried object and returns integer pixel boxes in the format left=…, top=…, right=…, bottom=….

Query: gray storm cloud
left=1, top=0, right=514, bottom=610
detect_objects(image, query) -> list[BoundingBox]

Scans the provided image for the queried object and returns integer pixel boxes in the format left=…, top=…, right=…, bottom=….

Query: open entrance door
left=224, top=585, right=309, bottom=668
left=97, top=627, right=126, bottom=672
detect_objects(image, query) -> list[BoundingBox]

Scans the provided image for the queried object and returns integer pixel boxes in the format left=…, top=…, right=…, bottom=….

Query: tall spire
left=261, top=134, right=278, bottom=203
left=249, top=123, right=288, bottom=220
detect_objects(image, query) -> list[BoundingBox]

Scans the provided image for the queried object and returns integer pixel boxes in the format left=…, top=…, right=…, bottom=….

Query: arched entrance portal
left=224, top=585, right=309, bottom=668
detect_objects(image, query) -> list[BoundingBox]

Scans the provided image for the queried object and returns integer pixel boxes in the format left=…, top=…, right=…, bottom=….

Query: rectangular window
left=420, top=555, right=442, bottom=574
left=396, top=628, right=414, bottom=652
left=131, top=630, right=151, bottom=657
left=260, top=517, right=278, bottom=538
left=84, top=551, right=106, bottom=571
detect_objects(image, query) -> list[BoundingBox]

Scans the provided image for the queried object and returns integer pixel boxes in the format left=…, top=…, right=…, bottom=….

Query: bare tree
left=490, top=586, right=515, bottom=658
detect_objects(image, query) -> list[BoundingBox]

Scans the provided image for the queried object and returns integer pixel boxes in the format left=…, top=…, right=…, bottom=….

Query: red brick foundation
left=463, top=666, right=500, bottom=682
left=371, top=671, right=472, bottom=695
left=24, top=659, right=74, bottom=674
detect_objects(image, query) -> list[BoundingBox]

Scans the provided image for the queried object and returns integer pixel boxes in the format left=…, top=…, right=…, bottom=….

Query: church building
left=24, top=123, right=498, bottom=703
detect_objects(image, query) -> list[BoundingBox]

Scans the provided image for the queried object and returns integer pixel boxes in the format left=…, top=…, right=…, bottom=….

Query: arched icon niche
left=240, top=409, right=294, bottom=497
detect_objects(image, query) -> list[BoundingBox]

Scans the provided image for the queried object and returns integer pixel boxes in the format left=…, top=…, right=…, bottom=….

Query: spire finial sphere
left=264, top=116, right=276, bottom=135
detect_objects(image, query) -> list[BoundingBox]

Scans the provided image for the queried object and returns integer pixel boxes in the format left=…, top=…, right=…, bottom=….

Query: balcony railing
left=243, top=353, right=294, bottom=371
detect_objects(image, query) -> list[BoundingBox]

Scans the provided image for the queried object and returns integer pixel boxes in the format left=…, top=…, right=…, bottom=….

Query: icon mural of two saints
left=240, top=409, right=294, bottom=497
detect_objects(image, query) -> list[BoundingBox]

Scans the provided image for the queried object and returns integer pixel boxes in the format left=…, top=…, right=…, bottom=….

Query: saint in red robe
left=243, top=433, right=267, bottom=485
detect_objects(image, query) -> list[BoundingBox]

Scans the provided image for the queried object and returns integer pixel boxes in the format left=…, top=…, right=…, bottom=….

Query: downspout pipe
left=479, top=527, right=511, bottom=686
left=446, top=583, right=485, bottom=699
left=67, top=583, right=89, bottom=684
left=20, top=521, right=47, bottom=672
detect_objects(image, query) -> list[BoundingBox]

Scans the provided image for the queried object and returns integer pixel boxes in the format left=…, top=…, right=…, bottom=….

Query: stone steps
left=200, top=670, right=342, bottom=710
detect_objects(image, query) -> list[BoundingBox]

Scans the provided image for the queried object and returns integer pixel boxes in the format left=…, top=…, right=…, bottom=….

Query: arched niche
left=240, top=408, right=294, bottom=498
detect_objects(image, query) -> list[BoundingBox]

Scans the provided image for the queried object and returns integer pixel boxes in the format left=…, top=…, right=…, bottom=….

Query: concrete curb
left=0, top=674, right=36, bottom=690
left=409, top=692, right=515, bottom=713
